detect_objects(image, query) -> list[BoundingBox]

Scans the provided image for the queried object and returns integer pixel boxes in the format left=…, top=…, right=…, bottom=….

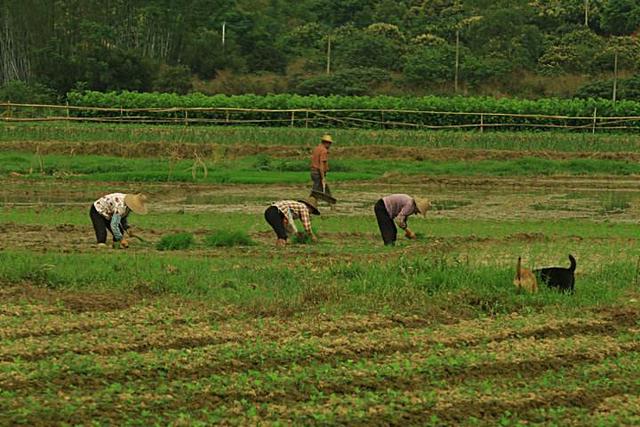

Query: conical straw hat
left=414, top=198, right=431, bottom=217
left=124, top=193, right=148, bottom=215
left=298, top=198, right=320, bottom=215
left=321, top=134, right=333, bottom=143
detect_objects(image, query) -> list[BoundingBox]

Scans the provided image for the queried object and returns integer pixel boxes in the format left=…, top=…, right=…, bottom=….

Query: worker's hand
left=405, top=229, right=417, bottom=240
left=310, top=233, right=318, bottom=243
left=120, top=238, right=129, bottom=248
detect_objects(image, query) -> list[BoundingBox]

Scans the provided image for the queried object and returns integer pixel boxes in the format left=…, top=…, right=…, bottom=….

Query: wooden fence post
left=7, top=101, right=11, bottom=119
left=291, top=111, right=295, bottom=127
left=305, top=110, right=309, bottom=128
left=185, top=110, right=189, bottom=126
left=592, top=108, right=597, bottom=134
left=480, top=114, right=484, bottom=132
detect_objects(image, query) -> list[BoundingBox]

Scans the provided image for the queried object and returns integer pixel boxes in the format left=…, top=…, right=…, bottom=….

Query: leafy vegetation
left=61, top=90, right=640, bottom=130
left=5, top=122, right=640, bottom=152
left=3, top=151, right=640, bottom=183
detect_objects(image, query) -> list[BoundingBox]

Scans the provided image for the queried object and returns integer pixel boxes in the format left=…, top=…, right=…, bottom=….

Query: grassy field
left=1, top=122, right=640, bottom=425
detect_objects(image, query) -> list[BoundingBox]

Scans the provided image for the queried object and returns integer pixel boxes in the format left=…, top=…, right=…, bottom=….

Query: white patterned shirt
left=94, top=193, right=129, bottom=219
left=93, top=193, right=130, bottom=241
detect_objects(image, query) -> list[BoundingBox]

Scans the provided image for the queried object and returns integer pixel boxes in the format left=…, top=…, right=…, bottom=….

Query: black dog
left=534, top=254, right=576, bottom=293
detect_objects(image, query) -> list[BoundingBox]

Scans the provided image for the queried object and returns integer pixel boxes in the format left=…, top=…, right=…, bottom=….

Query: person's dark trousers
left=90, top=205, right=127, bottom=243
left=310, top=169, right=331, bottom=195
left=90, top=204, right=110, bottom=244
left=374, top=198, right=396, bottom=246
left=264, top=206, right=287, bottom=240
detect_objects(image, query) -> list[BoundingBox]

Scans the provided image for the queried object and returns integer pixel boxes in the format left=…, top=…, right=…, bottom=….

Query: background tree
left=600, top=0, right=640, bottom=36
left=1, top=0, right=639, bottom=100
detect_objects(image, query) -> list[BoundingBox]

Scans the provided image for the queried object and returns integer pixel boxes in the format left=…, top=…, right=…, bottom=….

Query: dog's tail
left=568, top=254, right=576, bottom=271
left=516, top=256, right=522, bottom=280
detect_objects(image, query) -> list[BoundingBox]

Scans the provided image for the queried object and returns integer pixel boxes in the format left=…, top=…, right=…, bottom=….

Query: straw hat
left=124, top=193, right=148, bottom=215
left=321, top=134, right=333, bottom=144
left=298, top=198, right=320, bottom=215
left=414, top=198, right=431, bottom=217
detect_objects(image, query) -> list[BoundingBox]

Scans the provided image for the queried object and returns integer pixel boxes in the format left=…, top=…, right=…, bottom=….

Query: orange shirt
left=310, top=144, right=329, bottom=171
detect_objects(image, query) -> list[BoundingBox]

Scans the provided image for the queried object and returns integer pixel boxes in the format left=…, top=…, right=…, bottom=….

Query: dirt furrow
left=4, top=341, right=639, bottom=426
left=2, top=321, right=637, bottom=397
left=7, top=140, right=640, bottom=162
left=352, top=380, right=640, bottom=426
left=1, top=306, right=634, bottom=364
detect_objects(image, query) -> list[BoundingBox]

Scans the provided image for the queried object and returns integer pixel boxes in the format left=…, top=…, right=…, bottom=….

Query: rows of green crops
left=57, top=91, right=640, bottom=130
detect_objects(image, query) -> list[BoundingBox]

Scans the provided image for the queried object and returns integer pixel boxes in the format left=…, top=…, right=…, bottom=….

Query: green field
left=1, top=122, right=639, bottom=425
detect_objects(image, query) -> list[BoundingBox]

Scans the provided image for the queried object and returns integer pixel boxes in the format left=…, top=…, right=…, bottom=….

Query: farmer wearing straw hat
left=374, top=194, right=430, bottom=246
left=264, top=198, right=320, bottom=246
left=90, top=193, right=148, bottom=248
left=309, top=134, right=333, bottom=204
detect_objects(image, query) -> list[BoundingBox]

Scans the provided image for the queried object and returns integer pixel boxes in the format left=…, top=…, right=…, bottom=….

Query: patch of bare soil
left=340, top=146, right=640, bottom=162
left=2, top=141, right=309, bottom=159
left=0, top=284, right=138, bottom=313
left=429, top=383, right=640, bottom=425
left=3, top=303, right=637, bottom=391
left=8, top=140, right=640, bottom=162
left=4, top=175, right=640, bottom=224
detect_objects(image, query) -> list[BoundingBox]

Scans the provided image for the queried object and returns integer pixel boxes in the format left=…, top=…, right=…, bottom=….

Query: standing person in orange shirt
left=309, top=134, right=333, bottom=204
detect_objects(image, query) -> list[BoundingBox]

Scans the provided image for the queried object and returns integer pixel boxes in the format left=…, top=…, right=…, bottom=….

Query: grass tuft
left=291, top=232, right=314, bottom=244
left=203, top=230, right=255, bottom=247
left=156, top=233, right=195, bottom=251
left=599, top=192, right=631, bottom=215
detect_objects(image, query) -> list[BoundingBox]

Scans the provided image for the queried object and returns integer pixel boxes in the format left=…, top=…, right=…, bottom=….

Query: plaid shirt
left=272, top=200, right=313, bottom=234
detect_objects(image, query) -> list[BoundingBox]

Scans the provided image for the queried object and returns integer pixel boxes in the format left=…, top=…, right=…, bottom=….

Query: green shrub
left=0, top=80, right=58, bottom=104
left=151, top=64, right=193, bottom=94
left=576, top=75, right=640, bottom=101
left=599, top=192, right=631, bottom=215
left=204, top=230, right=255, bottom=247
left=295, top=67, right=391, bottom=96
left=156, top=233, right=195, bottom=250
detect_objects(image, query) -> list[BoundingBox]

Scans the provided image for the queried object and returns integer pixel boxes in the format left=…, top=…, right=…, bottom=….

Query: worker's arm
left=110, top=214, right=124, bottom=241
left=284, top=208, right=298, bottom=234
left=395, top=200, right=416, bottom=230
left=300, top=209, right=317, bottom=241
left=321, top=149, right=329, bottom=178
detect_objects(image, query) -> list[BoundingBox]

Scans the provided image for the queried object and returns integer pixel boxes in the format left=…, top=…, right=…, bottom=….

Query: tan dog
left=514, top=257, right=538, bottom=293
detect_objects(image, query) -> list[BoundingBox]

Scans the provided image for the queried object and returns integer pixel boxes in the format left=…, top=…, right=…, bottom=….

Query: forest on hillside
left=1, top=0, right=640, bottom=102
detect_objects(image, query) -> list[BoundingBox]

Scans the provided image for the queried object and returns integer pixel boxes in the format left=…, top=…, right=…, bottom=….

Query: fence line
left=2, top=101, right=640, bottom=132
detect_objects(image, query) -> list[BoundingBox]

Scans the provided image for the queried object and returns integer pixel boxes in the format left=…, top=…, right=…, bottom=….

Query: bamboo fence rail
left=2, top=101, right=640, bottom=132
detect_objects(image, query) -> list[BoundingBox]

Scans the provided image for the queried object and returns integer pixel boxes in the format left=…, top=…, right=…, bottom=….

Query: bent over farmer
left=374, top=194, right=430, bottom=246
left=309, top=134, right=333, bottom=204
left=264, top=199, right=320, bottom=246
left=90, top=193, right=148, bottom=248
